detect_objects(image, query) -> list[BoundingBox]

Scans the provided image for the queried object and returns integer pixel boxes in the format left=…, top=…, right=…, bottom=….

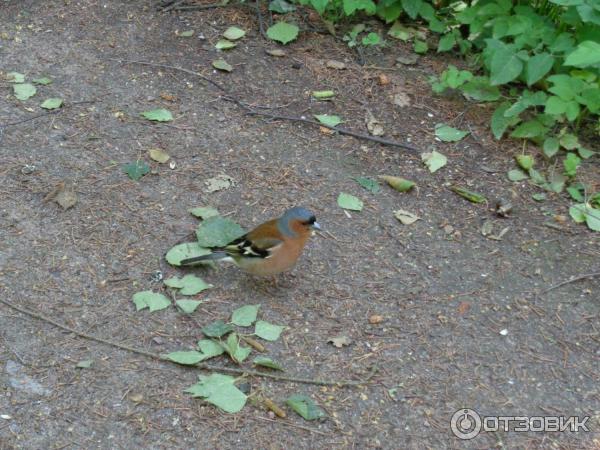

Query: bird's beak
left=311, top=221, right=322, bottom=231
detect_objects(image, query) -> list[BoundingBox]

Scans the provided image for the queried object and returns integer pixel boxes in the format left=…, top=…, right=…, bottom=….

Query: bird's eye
left=305, top=216, right=316, bottom=225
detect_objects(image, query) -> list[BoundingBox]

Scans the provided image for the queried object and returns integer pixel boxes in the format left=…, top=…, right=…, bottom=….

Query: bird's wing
left=225, top=220, right=283, bottom=259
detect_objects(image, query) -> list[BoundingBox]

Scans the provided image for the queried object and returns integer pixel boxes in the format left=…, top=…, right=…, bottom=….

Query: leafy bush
left=292, top=0, right=599, bottom=229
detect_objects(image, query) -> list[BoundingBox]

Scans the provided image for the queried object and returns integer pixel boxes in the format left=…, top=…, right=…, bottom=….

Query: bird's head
left=278, top=207, right=321, bottom=237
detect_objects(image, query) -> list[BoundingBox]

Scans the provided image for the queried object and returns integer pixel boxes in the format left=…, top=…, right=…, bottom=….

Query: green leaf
left=32, top=76, right=52, bottom=85
left=165, top=351, right=205, bottom=365
left=532, top=193, right=546, bottom=202
left=525, top=53, right=554, bottom=86
left=515, top=154, right=534, bottom=171
left=543, top=137, right=560, bottom=158
left=509, top=120, right=547, bottom=139
left=569, top=203, right=587, bottom=223
left=215, top=39, right=237, bottom=50
left=354, top=177, right=380, bottom=193
left=13, top=83, right=37, bottom=100
left=132, top=291, right=171, bottom=312
left=402, top=0, right=423, bottom=19
left=435, top=123, right=469, bottom=142
left=148, top=148, right=170, bottom=163
left=578, top=147, right=596, bottom=159
left=286, top=394, right=326, bottom=420
left=528, top=168, right=547, bottom=185
left=566, top=185, right=585, bottom=202
left=312, top=90, right=335, bottom=99
left=545, top=96, right=568, bottom=115
left=196, top=216, right=245, bottom=247
left=413, top=40, right=428, bottom=54
left=269, top=0, right=296, bottom=13
left=266, top=22, right=299, bottom=44
left=166, top=242, right=212, bottom=266
left=361, top=32, right=380, bottom=46
left=343, top=0, right=376, bottom=15
left=504, top=90, right=547, bottom=117
left=165, top=274, right=212, bottom=295
left=141, top=108, right=173, bottom=122
left=564, top=41, right=600, bottom=67
left=314, top=114, right=343, bottom=127
left=212, top=59, right=233, bottom=72
left=223, top=26, right=245, bottom=40
left=8, top=72, right=25, bottom=83
left=379, top=175, right=415, bottom=192
left=387, top=22, right=415, bottom=41
left=197, top=339, right=226, bottom=359
left=255, top=320, right=285, bottom=341
left=548, top=74, right=585, bottom=100
left=253, top=356, right=284, bottom=370
left=76, top=359, right=94, bottom=369
left=40, top=98, right=63, bottom=110
left=461, top=77, right=501, bottom=101
left=489, top=48, right=523, bottom=86
left=585, top=208, right=600, bottom=232
left=421, top=150, right=447, bottom=173
left=176, top=299, right=203, bottom=314
left=564, top=152, right=581, bottom=177
left=231, top=304, right=261, bottom=327
left=185, top=373, right=247, bottom=413
left=491, top=102, right=520, bottom=140
left=438, top=33, right=456, bottom=52
left=179, top=30, right=194, bottom=37
left=576, top=88, right=600, bottom=113
left=559, top=133, right=580, bottom=150
left=507, top=169, right=529, bottom=181
left=123, top=161, right=150, bottom=181
left=337, top=192, right=363, bottom=211
left=450, top=186, right=487, bottom=203
left=188, top=206, right=219, bottom=219
left=202, top=320, right=235, bottom=338
left=219, top=333, right=252, bottom=363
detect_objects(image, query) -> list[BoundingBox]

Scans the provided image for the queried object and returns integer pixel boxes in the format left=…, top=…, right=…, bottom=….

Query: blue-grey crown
left=277, top=207, right=317, bottom=237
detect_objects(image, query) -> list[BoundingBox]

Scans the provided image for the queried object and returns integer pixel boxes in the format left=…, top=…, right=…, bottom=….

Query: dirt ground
left=1, top=1, right=599, bottom=449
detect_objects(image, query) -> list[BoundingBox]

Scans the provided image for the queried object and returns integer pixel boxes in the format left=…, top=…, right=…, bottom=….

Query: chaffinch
left=180, top=207, right=321, bottom=276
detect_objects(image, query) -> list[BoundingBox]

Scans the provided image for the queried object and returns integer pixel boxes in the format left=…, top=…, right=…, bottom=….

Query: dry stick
left=107, top=58, right=420, bottom=152
left=541, top=271, right=600, bottom=295
left=0, top=297, right=376, bottom=387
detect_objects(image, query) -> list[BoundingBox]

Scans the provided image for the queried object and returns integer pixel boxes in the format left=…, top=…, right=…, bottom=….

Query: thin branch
left=107, top=57, right=420, bottom=152
left=541, top=271, right=600, bottom=295
left=0, top=297, right=376, bottom=387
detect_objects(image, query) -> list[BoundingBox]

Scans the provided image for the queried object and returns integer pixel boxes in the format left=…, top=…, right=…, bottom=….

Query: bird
left=179, top=207, right=320, bottom=276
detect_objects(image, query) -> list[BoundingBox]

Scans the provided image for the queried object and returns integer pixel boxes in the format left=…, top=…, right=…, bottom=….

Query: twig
left=541, top=272, right=600, bottom=295
left=0, top=297, right=375, bottom=387
left=107, top=57, right=420, bottom=152
left=255, top=0, right=268, bottom=39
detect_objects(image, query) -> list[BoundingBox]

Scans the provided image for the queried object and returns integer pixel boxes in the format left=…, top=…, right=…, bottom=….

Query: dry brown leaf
left=391, top=91, right=411, bottom=108
left=328, top=336, right=352, bottom=348
left=457, top=301, right=471, bottom=315
left=160, top=92, right=176, bottom=101
left=378, top=74, right=390, bottom=85
left=326, top=60, right=346, bottom=70
left=366, top=111, right=384, bottom=136
left=266, top=49, right=286, bottom=57
left=369, top=314, right=384, bottom=324
left=45, top=181, right=77, bottom=209
left=319, top=126, right=335, bottom=135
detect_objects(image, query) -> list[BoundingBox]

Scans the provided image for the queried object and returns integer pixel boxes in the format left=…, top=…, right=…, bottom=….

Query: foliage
left=298, top=0, right=599, bottom=230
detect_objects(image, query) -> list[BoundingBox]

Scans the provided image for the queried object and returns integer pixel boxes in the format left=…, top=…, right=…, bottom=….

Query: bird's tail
left=179, top=251, right=230, bottom=266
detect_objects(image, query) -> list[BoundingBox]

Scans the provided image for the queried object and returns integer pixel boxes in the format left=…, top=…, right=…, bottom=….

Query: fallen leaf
left=435, top=123, right=469, bottom=142
left=481, top=220, right=494, bottom=236
left=178, top=30, right=194, bottom=37
left=185, top=373, right=247, bottom=413
left=215, top=39, right=236, bottom=50
left=391, top=91, right=411, bottom=108
left=141, top=108, right=173, bottom=122
left=212, top=59, right=233, bottom=72
left=266, top=49, right=286, bottom=57
left=369, top=314, right=384, bottom=324
left=366, top=111, right=384, bottom=136
left=457, top=301, right=471, bottom=315
left=421, top=151, right=447, bottom=173
left=379, top=175, right=414, bottom=192
left=160, top=92, right=176, bottom=101
left=450, top=186, right=487, bottom=203
left=314, top=114, right=343, bottom=127
left=123, top=161, right=150, bottom=181
left=337, top=192, right=363, bottom=211
left=378, top=74, right=390, bottom=85
left=319, top=126, right=334, bottom=135
left=45, top=181, right=77, bottom=209
left=223, top=26, right=245, bottom=41
left=326, top=60, right=346, bottom=70
left=148, top=148, right=170, bottom=163
left=40, top=98, right=63, bottom=110
left=328, top=336, right=352, bottom=347
left=205, top=174, right=234, bottom=192
left=286, top=394, right=326, bottom=420
left=394, top=209, right=419, bottom=225
left=188, top=206, right=219, bottom=219
left=312, top=90, right=335, bottom=100
left=396, top=54, right=419, bottom=65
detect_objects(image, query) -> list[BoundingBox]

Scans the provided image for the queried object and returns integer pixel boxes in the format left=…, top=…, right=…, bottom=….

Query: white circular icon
left=451, top=408, right=482, bottom=440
